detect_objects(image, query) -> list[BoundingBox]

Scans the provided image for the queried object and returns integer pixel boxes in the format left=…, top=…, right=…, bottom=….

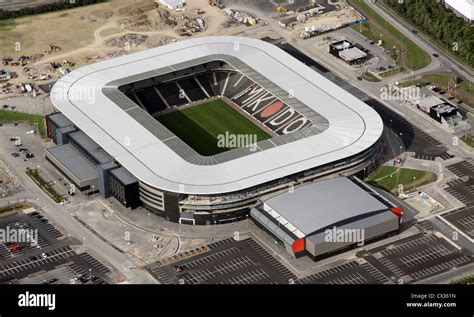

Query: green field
left=366, top=166, right=437, bottom=194
left=351, top=0, right=431, bottom=71
left=0, top=110, right=46, bottom=138
left=157, top=100, right=270, bottom=156
left=399, top=73, right=474, bottom=107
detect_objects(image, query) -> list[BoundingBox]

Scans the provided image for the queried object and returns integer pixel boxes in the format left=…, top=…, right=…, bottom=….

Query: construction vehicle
left=209, top=0, right=224, bottom=9
left=45, top=44, right=61, bottom=54
left=62, top=59, right=75, bottom=67
left=276, top=5, right=288, bottom=13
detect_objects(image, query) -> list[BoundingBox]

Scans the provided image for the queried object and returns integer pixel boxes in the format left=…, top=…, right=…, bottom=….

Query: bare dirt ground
left=1, top=0, right=356, bottom=89
left=0, top=0, right=238, bottom=85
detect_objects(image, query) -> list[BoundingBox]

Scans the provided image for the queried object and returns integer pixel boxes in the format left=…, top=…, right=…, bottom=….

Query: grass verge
left=0, top=202, right=27, bottom=215
left=398, top=73, right=474, bottom=107
left=0, top=110, right=46, bottom=138
left=366, top=166, right=437, bottom=194
left=26, top=168, right=66, bottom=203
left=451, top=275, right=474, bottom=285
left=350, top=0, right=431, bottom=71
left=461, top=135, right=474, bottom=148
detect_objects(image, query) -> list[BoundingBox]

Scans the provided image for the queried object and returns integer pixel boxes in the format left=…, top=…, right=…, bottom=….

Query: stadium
left=48, top=36, right=384, bottom=225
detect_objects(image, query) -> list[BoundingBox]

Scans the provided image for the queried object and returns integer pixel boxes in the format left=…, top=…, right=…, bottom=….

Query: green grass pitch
left=157, top=99, right=271, bottom=156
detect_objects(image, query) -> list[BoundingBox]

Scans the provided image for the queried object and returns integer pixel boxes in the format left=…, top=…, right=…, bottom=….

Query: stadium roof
left=50, top=36, right=383, bottom=195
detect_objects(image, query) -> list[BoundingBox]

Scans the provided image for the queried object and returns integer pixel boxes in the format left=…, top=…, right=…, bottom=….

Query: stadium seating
left=122, top=67, right=312, bottom=137
left=159, top=82, right=188, bottom=107
left=177, top=78, right=207, bottom=102
left=195, top=74, right=215, bottom=97
left=135, top=88, right=168, bottom=115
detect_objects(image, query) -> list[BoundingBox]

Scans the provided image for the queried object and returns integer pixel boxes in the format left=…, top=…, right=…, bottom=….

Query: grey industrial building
left=417, top=96, right=464, bottom=130
left=329, top=40, right=367, bottom=65
left=45, top=112, right=140, bottom=208
left=251, top=177, right=402, bottom=260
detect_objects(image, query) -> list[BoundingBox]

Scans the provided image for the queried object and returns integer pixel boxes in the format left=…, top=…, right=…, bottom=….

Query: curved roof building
left=49, top=36, right=383, bottom=224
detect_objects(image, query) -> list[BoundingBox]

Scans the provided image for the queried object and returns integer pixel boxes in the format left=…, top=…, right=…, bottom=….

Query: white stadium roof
left=50, top=36, right=383, bottom=195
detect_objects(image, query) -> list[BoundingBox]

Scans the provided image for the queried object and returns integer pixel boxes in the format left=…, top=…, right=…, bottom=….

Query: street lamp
left=214, top=220, right=217, bottom=238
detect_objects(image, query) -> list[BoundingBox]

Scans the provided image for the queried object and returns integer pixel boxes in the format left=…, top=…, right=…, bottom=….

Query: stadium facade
left=48, top=36, right=384, bottom=225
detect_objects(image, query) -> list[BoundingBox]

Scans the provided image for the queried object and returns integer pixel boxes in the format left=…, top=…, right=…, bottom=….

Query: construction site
left=0, top=0, right=365, bottom=99
left=0, top=160, right=19, bottom=198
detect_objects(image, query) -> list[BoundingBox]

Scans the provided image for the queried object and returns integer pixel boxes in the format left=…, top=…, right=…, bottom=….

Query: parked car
left=9, top=137, right=18, bottom=142
left=9, top=243, right=23, bottom=252
left=18, top=148, right=28, bottom=153
left=26, top=130, right=35, bottom=134
left=26, top=153, right=35, bottom=158
left=2, top=104, right=9, bottom=109
left=11, top=152, right=20, bottom=158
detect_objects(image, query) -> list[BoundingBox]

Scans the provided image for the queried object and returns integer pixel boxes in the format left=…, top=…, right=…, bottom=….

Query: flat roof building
left=251, top=177, right=401, bottom=259
left=417, top=95, right=465, bottom=130
left=329, top=39, right=367, bottom=65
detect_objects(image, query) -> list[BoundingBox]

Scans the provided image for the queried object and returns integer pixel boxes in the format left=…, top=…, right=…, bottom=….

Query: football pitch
left=157, top=99, right=270, bottom=156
